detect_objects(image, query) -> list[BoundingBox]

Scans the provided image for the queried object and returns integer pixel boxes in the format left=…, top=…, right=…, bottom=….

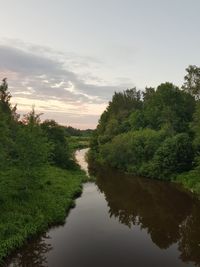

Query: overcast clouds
left=0, top=42, right=128, bottom=128
left=0, top=0, right=200, bottom=128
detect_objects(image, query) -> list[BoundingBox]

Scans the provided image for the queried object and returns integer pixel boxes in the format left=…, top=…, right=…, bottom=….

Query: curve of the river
left=6, top=148, right=200, bottom=267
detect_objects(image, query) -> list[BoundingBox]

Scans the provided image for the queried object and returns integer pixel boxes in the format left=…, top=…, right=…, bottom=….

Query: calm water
left=6, top=149, right=200, bottom=267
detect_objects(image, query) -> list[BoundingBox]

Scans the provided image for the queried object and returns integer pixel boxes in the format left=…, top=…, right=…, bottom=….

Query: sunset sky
left=0, top=0, right=200, bottom=129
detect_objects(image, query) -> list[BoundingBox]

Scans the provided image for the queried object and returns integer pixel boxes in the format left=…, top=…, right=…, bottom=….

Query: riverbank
left=0, top=164, right=88, bottom=265
left=176, top=169, right=200, bottom=196
left=6, top=150, right=200, bottom=267
left=88, top=151, right=200, bottom=197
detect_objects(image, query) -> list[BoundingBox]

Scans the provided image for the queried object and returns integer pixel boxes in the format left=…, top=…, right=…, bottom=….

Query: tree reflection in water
left=94, top=167, right=200, bottom=266
left=6, top=163, right=200, bottom=267
left=6, top=234, right=52, bottom=267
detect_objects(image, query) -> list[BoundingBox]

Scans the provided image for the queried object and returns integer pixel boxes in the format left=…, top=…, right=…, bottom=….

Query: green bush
left=150, top=133, right=194, bottom=180
left=99, top=128, right=165, bottom=174
left=41, top=120, right=73, bottom=169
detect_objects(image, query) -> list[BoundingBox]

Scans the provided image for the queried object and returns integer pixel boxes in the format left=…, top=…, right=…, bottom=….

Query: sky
left=0, top=0, right=200, bottom=129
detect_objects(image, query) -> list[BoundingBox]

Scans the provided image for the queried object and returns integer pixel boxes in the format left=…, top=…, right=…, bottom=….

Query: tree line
left=89, top=65, right=200, bottom=191
left=0, top=79, right=79, bottom=182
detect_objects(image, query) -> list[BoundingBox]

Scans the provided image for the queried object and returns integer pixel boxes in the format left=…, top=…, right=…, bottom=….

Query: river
left=6, top=148, right=200, bottom=267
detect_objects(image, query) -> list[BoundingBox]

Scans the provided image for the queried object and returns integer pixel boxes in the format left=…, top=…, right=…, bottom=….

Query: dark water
left=6, top=149, right=200, bottom=267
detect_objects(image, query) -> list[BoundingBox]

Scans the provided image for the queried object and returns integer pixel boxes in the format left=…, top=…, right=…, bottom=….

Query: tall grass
left=0, top=165, right=88, bottom=264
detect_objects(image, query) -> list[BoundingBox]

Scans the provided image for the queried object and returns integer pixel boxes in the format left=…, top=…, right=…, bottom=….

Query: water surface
left=6, top=149, right=200, bottom=267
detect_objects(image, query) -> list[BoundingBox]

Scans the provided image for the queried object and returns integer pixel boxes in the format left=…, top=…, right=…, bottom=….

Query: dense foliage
left=89, top=66, right=200, bottom=192
left=41, top=120, right=73, bottom=169
left=0, top=79, right=88, bottom=263
left=0, top=78, right=87, bottom=174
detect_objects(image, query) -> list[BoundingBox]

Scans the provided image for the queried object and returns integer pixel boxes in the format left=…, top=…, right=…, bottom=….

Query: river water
left=6, top=148, right=200, bottom=267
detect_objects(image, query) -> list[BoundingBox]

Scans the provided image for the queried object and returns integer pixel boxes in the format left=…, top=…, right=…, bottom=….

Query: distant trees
left=65, top=126, right=93, bottom=137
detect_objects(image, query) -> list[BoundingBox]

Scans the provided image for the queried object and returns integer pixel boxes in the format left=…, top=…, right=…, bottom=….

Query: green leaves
left=182, top=65, right=200, bottom=100
left=90, top=69, right=200, bottom=182
left=150, top=133, right=193, bottom=179
left=0, top=78, right=12, bottom=115
left=99, top=129, right=165, bottom=173
left=142, top=82, right=195, bottom=132
left=41, top=120, right=72, bottom=169
left=15, top=124, right=52, bottom=179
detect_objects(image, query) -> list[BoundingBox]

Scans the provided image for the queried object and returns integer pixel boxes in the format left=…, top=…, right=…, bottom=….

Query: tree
left=142, top=87, right=155, bottom=101
left=41, top=120, right=72, bottom=168
left=96, top=88, right=142, bottom=144
left=0, top=111, right=12, bottom=168
left=150, top=133, right=193, bottom=179
left=0, top=78, right=12, bottom=115
left=190, top=102, right=200, bottom=164
left=15, top=109, right=52, bottom=179
left=143, top=83, right=195, bottom=132
left=182, top=65, right=200, bottom=100
left=0, top=79, right=17, bottom=168
left=99, top=129, right=165, bottom=174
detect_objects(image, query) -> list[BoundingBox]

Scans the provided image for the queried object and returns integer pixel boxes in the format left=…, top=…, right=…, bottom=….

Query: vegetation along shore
left=89, top=65, right=200, bottom=195
left=0, top=79, right=90, bottom=264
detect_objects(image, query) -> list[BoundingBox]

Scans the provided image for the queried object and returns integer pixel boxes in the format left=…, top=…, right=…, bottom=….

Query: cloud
left=0, top=41, right=131, bottom=128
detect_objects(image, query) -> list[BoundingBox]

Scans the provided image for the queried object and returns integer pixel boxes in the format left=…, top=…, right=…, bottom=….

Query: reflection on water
left=6, top=149, right=200, bottom=267
left=94, top=167, right=200, bottom=266
left=7, top=234, right=52, bottom=267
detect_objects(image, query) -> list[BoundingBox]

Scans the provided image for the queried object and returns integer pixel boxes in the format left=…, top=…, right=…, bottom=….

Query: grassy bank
left=176, top=168, right=200, bottom=196
left=0, top=165, right=88, bottom=264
